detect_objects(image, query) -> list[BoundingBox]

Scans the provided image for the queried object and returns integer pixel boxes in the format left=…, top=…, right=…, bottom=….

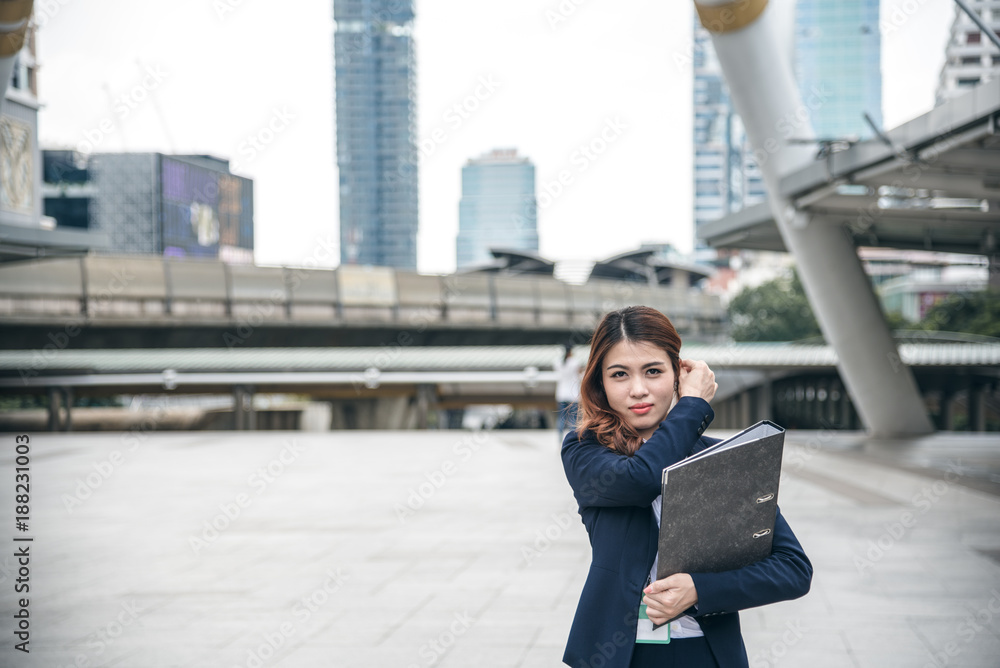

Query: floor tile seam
left=806, top=445, right=1000, bottom=500
left=782, top=465, right=903, bottom=507
left=511, top=626, right=543, bottom=668
left=783, top=444, right=932, bottom=496
left=373, top=592, right=435, bottom=647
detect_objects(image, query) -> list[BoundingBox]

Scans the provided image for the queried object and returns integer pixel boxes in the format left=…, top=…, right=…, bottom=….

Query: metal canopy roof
left=699, top=79, right=1000, bottom=255
left=588, top=247, right=715, bottom=286
left=457, top=248, right=556, bottom=276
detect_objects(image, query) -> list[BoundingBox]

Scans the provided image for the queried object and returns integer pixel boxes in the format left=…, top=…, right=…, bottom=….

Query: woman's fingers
left=646, top=609, right=670, bottom=625
left=642, top=574, right=699, bottom=621
left=677, top=359, right=717, bottom=402
left=642, top=595, right=673, bottom=625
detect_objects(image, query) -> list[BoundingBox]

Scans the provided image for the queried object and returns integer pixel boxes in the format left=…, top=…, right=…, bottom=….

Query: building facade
left=2, top=17, right=107, bottom=261
left=42, top=152, right=254, bottom=262
left=456, top=149, right=538, bottom=270
left=1, top=22, right=41, bottom=232
left=333, top=0, right=418, bottom=270
left=936, top=0, right=1000, bottom=105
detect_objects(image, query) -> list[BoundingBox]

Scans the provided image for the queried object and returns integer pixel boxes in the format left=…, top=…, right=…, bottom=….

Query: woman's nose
left=629, top=379, right=648, bottom=397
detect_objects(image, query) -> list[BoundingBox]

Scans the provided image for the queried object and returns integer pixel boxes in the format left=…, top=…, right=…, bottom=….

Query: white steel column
left=693, top=0, right=933, bottom=435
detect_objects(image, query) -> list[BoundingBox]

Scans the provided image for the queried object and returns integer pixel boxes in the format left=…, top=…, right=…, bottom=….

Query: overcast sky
left=35, top=0, right=956, bottom=275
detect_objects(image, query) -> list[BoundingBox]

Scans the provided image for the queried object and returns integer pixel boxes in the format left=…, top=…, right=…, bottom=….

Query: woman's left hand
left=642, top=573, right=698, bottom=625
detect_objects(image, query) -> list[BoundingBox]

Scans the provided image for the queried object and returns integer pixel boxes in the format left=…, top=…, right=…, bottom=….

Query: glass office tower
left=795, top=0, right=882, bottom=140
left=333, top=0, right=418, bottom=269
left=456, top=149, right=538, bottom=269
left=692, top=20, right=766, bottom=233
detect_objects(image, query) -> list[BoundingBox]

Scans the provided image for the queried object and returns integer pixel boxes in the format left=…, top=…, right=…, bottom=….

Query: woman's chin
left=633, top=421, right=658, bottom=440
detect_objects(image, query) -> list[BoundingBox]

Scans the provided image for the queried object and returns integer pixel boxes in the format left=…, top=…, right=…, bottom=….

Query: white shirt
left=554, top=354, right=583, bottom=402
left=650, top=495, right=705, bottom=638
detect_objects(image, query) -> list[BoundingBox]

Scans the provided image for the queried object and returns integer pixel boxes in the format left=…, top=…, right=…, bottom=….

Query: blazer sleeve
left=689, top=509, right=813, bottom=616
left=561, top=396, right=714, bottom=508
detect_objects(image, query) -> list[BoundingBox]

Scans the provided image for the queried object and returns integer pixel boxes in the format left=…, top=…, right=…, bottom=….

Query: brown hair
left=576, top=305, right=682, bottom=456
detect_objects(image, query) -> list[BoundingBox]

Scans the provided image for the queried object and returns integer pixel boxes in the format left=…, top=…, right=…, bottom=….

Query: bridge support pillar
left=737, top=390, right=751, bottom=428
left=416, top=384, right=437, bottom=430
left=46, top=387, right=73, bottom=432
left=969, top=383, right=985, bottom=433
left=376, top=397, right=417, bottom=430
left=820, top=378, right=835, bottom=428
left=756, top=380, right=773, bottom=422
left=939, top=390, right=956, bottom=431
left=331, top=397, right=420, bottom=430
left=837, top=384, right=853, bottom=430
left=234, top=385, right=256, bottom=430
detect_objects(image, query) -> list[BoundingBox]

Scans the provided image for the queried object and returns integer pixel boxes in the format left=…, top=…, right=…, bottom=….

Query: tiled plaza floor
left=0, top=428, right=997, bottom=667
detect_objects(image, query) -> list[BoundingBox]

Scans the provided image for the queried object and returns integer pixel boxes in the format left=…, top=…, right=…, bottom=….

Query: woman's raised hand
left=677, top=359, right=717, bottom=403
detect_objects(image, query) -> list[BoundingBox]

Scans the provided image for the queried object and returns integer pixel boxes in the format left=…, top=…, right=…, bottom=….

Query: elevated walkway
left=0, top=254, right=727, bottom=348
left=1, top=342, right=997, bottom=431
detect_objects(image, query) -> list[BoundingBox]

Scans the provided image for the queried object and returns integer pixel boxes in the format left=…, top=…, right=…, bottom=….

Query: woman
left=561, top=306, right=812, bottom=668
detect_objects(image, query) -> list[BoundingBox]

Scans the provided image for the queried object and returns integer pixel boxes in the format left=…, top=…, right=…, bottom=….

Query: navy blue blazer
left=561, top=397, right=812, bottom=668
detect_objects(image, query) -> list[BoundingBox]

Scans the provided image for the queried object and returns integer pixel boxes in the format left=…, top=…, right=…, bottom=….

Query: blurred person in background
left=555, top=342, right=584, bottom=439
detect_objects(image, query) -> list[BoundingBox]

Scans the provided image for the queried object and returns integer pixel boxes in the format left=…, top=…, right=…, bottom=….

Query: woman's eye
left=647, top=368, right=661, bottom=375
left=610, top=371, right=625, bottom=378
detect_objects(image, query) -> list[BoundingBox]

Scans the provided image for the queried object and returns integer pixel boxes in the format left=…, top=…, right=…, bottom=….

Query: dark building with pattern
left=42, top=152, right=254, bottom=263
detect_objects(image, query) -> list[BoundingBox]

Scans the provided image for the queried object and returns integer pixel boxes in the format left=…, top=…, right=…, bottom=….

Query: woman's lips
left=629, top=404, right=653, bottom=415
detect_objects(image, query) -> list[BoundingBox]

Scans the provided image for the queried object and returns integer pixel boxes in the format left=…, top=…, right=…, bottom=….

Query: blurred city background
left=0, top=0, right=999, bottom=666
left=0, top=0, right=997, bottom=435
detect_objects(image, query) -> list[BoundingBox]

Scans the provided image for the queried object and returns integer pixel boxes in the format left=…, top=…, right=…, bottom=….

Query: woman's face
left=602, top=339, right=677, bottom=441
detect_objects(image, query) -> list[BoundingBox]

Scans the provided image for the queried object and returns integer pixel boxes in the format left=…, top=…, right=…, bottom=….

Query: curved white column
left=694, top=0, right=933, bottom=435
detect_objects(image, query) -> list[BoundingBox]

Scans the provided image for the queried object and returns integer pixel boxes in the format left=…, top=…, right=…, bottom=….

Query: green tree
left=727, top=270, right=822, bottom=342
left=883, top=309, right=912, bottom=332
left=919, top=289, right=1000, bottom=338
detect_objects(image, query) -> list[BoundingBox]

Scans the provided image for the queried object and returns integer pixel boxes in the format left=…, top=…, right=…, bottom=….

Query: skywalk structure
left=0, top=254, right=729, bottom=430
left=0, top=340, right=995, bottom=431
left=693, top=0, right=999, bottom=437
left=3, top=251, right=995, bottom=432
